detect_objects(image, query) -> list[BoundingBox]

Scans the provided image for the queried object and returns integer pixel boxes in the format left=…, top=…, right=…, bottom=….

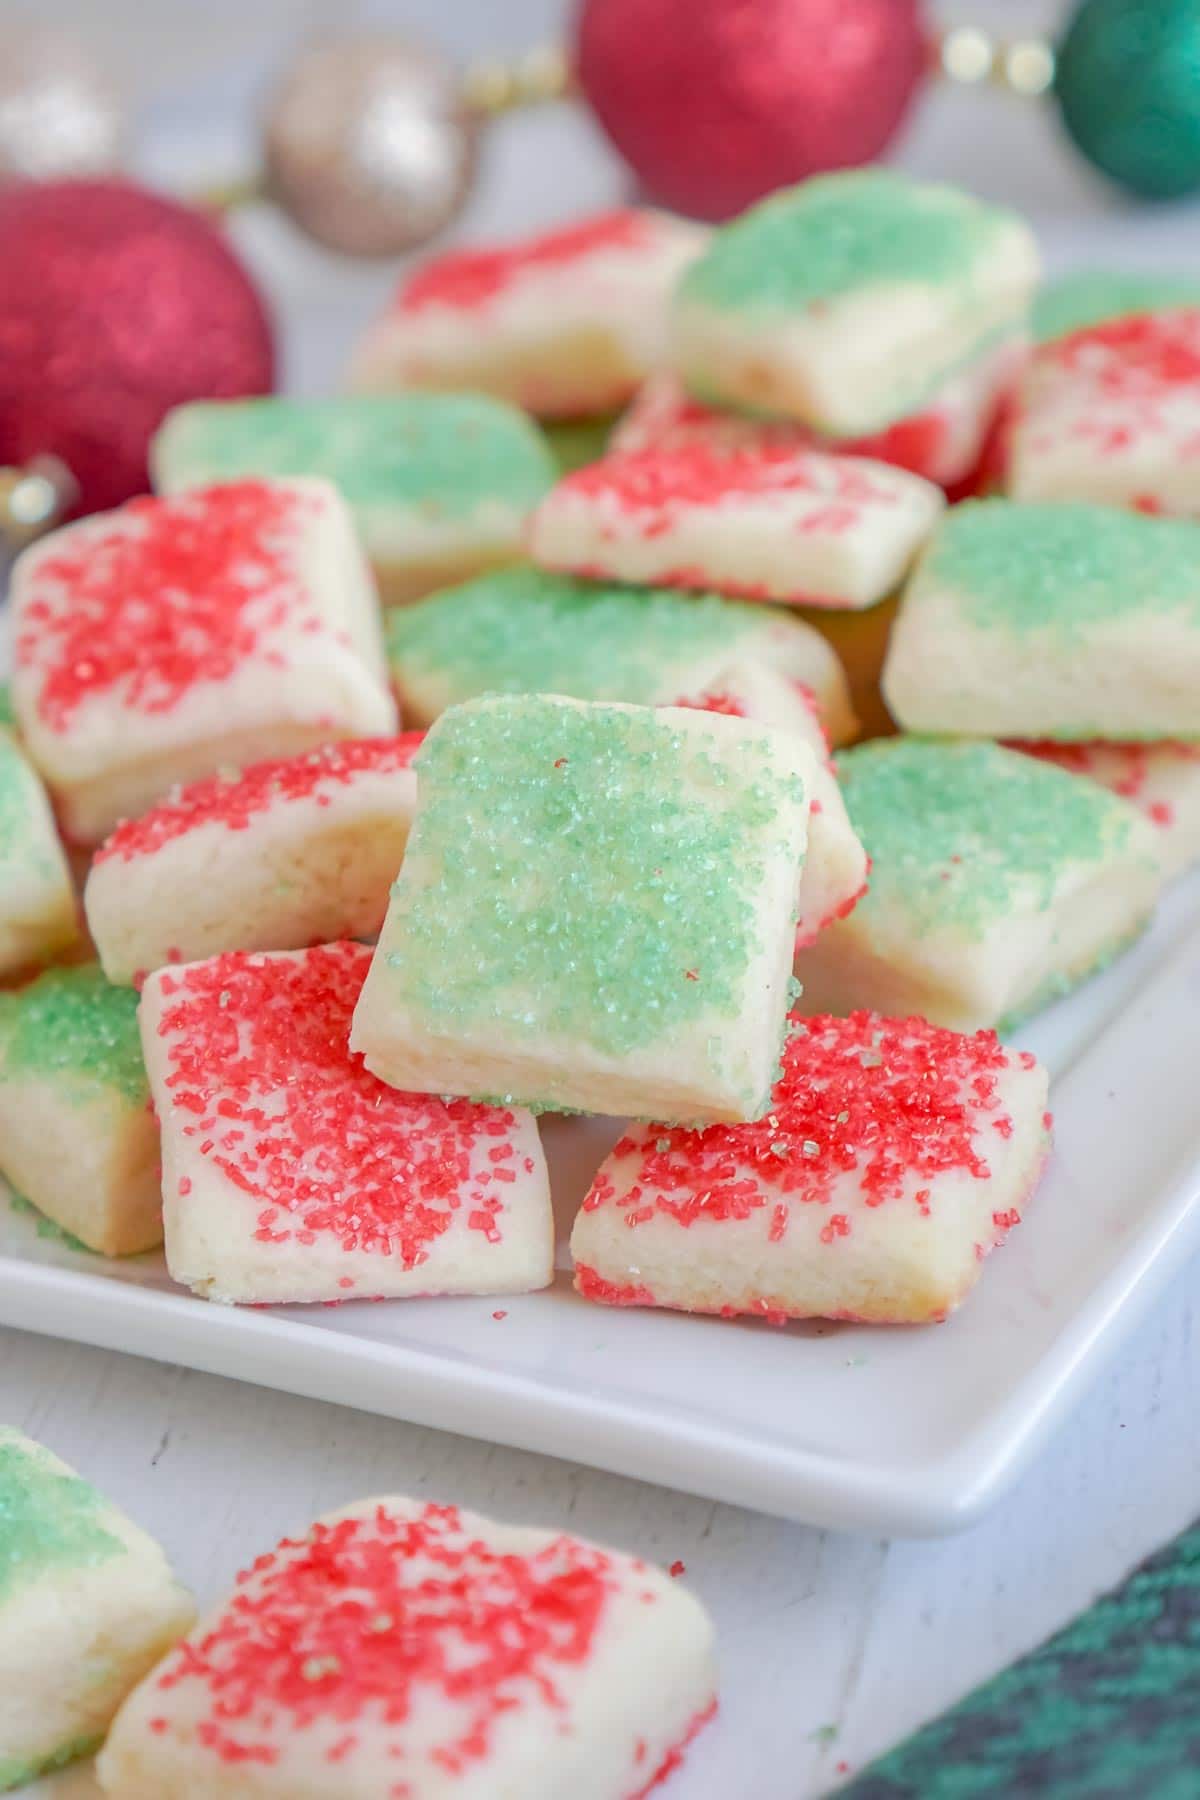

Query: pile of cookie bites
left=3, top=168, right=1199, bottom=1794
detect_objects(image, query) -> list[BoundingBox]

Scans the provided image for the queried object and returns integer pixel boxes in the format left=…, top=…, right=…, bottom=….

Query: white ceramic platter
left=1, top=870, right=1197, bottom=1538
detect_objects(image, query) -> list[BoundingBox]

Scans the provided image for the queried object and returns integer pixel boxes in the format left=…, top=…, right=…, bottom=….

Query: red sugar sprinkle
left=574, top=1264, right=657, bottom=1307
left=492, top=1309, right=507, bottom=1320
left=672, top=690, right=748, bottom=719
left=629, top=1699, right=718, bottom=1800
left=397, top=210, right=652, bottom=313
left=585, top=1012, right=1020, bottom=1236
left=616, top=374, right=949, bottom=484
left=18, top=481, right=316, bottom=733
left=153, top=1502, right=618, bottom=1772
left=1052, top=309, right=1200, bottom=389
left=668, top=1560, right=686, bottom=1578
left=97, top=734, right=424, bottom=863
left=558, top=443, right=898, bottom=521
left=155, top=942, right=521, bottom=1268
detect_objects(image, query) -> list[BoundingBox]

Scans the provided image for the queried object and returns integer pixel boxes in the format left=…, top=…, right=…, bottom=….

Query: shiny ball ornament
left=0, top=28, right=125, bottom=182
left=263, top=36, right=480, bottom=258
left=0, top=179, right=275, bottom=517
left=575, top=0, right=929, bottom=220
left=1055, top=0, right=1200, bottom=198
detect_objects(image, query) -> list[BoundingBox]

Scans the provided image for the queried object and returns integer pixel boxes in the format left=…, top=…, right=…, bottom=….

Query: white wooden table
left=10, top=28, right=1200, bottom=1796
left=7, top=1276, right=1200, bottom=1799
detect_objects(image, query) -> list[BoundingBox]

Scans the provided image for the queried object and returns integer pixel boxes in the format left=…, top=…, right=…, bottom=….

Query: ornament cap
left=0, top=456, right=76, bottom=547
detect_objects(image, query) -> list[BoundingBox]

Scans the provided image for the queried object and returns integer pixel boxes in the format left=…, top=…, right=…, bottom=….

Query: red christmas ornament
left=0, top=178, right=274, bottom=517
left=576, top=0, right=930, bottom=221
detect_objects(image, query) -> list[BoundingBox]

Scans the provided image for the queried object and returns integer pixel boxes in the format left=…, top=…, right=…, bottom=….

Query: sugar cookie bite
left=352, top=695, right=813, bottom=1124
left=0, top=1429, right=194, bottom=1794
left=86, top=735, right=424, bottom=986
left=1009, top=308, right=1200, bottom=515
left=386, top=574, right=864, bottom=947
left=0, top=729, right=78, bottom=979
left=792, top=738, right=1160, bottom=1032
left=0, top=965, right=161, bottom=1256
left=350, top=207, right=706, bottom=418
left=10, top=478, right=396, bottom=844
left=97, top=1495, right=716, bottom=1800
left=572, top=1011, right=1051, bottom=1326
left=527, top=443, right=943, bottom=608
left=672, top=170, right=1039, bottom=438
left=385, top=565, right=855, bottom=741
left=884, top=501, right=1200, bottom=742
left=140, top=941, right=553, bottom=1305
left=152, top=392, right=556, bottom=605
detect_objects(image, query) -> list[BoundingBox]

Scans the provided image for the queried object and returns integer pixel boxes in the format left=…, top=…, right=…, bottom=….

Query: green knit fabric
left=843, top=1521, right=1200, bottom=1798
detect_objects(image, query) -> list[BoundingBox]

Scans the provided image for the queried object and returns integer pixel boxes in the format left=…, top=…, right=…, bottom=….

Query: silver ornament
left=263, top=35, right=480, bottom=259
left=0, top=28, right=125, bottom=181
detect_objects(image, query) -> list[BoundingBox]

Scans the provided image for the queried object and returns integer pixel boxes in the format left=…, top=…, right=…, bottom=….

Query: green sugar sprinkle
left=922, top=501, right=1200, bottom=638
left=0, top=1430, right=124, bottom=1604
left=0, top=965, right=147, bottom=1105
left=385, top=695, right=805, bottom=1059
left=9, top=1190, right=93, bottom=1254
left=387, top=566, right=766, bottom=706
left=159, top=391, right=556, bottom=523
left=0, top=1732, right=103, bottom=1792
left=839, top=738, right=1137, bottom=940
left=1033, top=270, right=1200, bottom=342
left=0, top=682, right=13, bottom=727
left=678, top=169, right=1021, bottom=315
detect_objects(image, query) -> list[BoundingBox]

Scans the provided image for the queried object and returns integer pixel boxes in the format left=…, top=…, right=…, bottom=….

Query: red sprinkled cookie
left=86, top=736, right=424, bottom=985
left=138, top=942, right=553, bottom=1305
left=350, top=208, right=706, bottom=419
left=1010, top=309, right=1200, bottom=515
left=571, top=1010, right=1051, bottom=1325
left=10, top=478, right=395, bottom=843
left=97, top=1494, right=716, bottom=1799
left=528, top=443, right=943, bottom=610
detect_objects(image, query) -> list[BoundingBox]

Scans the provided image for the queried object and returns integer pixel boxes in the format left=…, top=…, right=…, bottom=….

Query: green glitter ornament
left=1055, top=0, right=1200, bottom=199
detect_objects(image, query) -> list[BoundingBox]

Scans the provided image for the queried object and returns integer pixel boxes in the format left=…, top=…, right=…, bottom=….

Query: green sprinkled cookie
left=152, top=392, right=556, bottom=605
left=673, top=170, right=1040, bottom=436
left=385, top=565, right=855, bottom=742
left=1033, top=270, right=1200, bottom=342
left=351, top=694, right=814, bottom=1123
left=0, top=965, right=161, bottom=1255
left=884, top=501, right=1200, bottom=741
left=0, top=1428, right=193, bottom=1791
left=793, top=737, right=1160, bottom=1031
left=0, top=730, right=78, bottom=978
